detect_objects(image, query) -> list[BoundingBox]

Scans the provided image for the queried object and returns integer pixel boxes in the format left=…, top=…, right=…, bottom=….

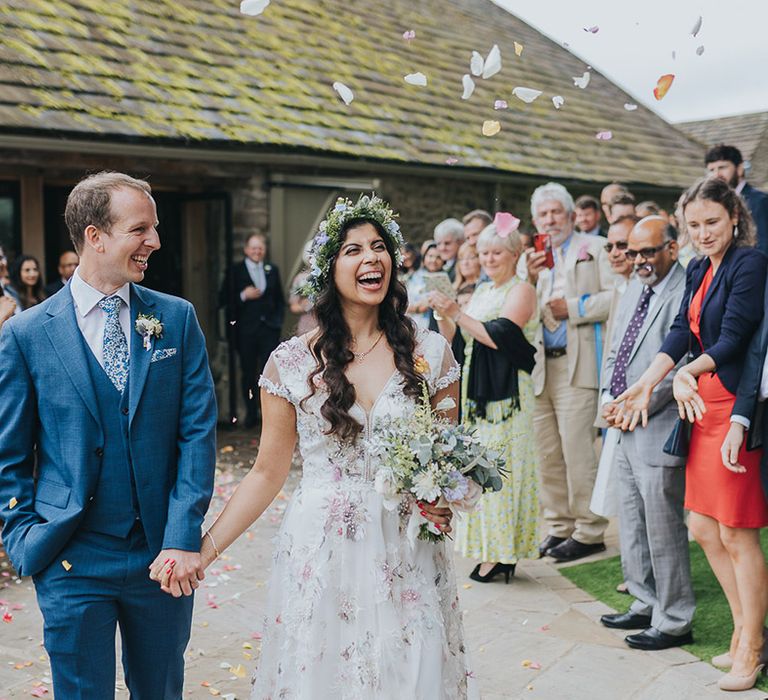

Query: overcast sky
left=493, top=0, right=768, bottom=124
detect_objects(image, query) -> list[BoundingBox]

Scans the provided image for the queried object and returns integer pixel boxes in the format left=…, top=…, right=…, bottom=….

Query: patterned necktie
left=98, top=295, right=129, bottom=393
left=610, top=285, right=653, bottom=397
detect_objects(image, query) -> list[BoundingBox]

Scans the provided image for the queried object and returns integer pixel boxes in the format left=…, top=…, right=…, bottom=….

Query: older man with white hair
left=527, top=182, right=615, bottom=562
left=434, top=217, right=465, bottom=281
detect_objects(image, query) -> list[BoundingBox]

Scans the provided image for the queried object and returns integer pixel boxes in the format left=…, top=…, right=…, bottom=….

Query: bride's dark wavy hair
left=302, top=217, right=425, bottom=441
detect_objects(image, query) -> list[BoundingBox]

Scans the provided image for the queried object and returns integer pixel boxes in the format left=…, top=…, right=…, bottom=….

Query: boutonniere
left=576, top=243, right=593, bottom=262
left=264, top=264, right=272, bottom=273
left=135, top=313, right=163, bottom=351
left=414, top=355, right=430, bottom=375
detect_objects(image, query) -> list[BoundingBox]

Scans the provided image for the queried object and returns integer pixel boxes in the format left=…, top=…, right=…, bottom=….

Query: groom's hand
left=149, top=549, right=204, bottom=597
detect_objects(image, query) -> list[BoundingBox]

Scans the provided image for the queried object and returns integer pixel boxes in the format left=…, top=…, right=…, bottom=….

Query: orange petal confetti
left=514, top=42, right=523, bottom=56
left=653, top=74, right=675, bottom=101
left=61, top=560, right=72, bottom=571
left=201, top=681, right=211, bottom=687
left=482, top=120, right=501, bottom=137
left=9, top=497, right=18, bottom=509
left=221, top=445, right=235, bottom=453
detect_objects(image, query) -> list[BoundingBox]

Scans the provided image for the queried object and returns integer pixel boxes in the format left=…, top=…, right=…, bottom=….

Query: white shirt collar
left=735, top=180, right=746, bottom=195
left=245, top=258, right=263, bottom=270
left=648, top=264, right=674, bottom=297
left=70, top=268, right=130, bottom=318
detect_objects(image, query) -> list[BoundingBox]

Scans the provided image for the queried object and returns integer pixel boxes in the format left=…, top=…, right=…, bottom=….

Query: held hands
left=721, top=422, right=747, bottom=474
left=427, top=292, right=459, bottom=322
left=612, top=381, right=653, bottom=430
left=672, top=369, right=706, bottom=423
left=148, top=549, right=205, bottom=597
left=417, top=499, right=453, bottom=535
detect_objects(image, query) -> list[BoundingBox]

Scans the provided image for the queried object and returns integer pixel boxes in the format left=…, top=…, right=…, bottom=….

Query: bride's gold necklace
left=352, top=330, right=384, bottom=362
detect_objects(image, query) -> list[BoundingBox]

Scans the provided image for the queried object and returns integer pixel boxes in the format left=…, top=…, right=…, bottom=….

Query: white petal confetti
left=482, top=120, right=501, bottom=137
left=596, top=131, right=613, bottom=140
left=482, top=44, right=502, bottom=79
left=494, top=99, right=508, bottom=110
left=552, top=95, right=564, bottom=109
left=624, top=103, right=638, bottom=111
left=461, top=74, right=475, bottom=100
left=239, top=0, right=270, bottom=16
left=512, top=86, right=542, bottom=103
left=404, top=72, right=427, bottom=86
left=691, top=15, right=703, bottom=37
left=696, top=45, right=705, bottom=56
left=470, top=51, right=484, bottom=77
left=332, top=82, right=354, bottom=105
left=572, top=71, right=591, bottom=89
left=445, top=157, right=459, bottom=165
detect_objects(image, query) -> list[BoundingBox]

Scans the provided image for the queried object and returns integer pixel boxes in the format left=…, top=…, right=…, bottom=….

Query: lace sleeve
left=427, top=332, right=460, bottom=396
left=258, top=354, right=296, bottom=406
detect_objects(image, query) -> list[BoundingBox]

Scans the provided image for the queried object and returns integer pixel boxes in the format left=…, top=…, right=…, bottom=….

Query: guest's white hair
left=530, top=182, right=575, bottom=218
left=433, top=218, right=465, bottom=242
left=476, top=223, right=522, bottom=256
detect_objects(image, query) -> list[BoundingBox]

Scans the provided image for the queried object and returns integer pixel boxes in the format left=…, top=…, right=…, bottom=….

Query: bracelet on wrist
left=204, top=529, right=221, bottom=559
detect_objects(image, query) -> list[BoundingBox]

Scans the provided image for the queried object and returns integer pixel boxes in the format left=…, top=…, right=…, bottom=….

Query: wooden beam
left=20, top=174, right=45, bottom=269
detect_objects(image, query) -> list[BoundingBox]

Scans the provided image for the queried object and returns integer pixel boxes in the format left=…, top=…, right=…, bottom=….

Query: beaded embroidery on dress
left=255, top=328, right=477, bottom=700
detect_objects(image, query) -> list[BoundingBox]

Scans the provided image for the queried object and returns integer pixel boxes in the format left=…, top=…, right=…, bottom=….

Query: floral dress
left=256, top=329, right=478, bottom=700
left=456, top=277, right=540, bottom=563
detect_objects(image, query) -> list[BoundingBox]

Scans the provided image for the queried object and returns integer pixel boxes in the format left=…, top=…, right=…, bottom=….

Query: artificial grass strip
left=559, top=531, right=768, bottom=692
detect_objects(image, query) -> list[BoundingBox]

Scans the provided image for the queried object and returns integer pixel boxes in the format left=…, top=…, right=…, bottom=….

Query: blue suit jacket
left=660, top=245, right=767, bottom=395
left=0, top=284, right=217, bottom=576
left=742, top=183, right=768, bottom=256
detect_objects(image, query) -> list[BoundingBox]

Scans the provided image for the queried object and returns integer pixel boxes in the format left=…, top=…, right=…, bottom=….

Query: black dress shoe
left=547, top=537, right=606, bottom=562
left=625, top=627, right=693, bottom=650
left=538, top=535, right=566, bottom=558
left=600, top=612, right=652, bottom=630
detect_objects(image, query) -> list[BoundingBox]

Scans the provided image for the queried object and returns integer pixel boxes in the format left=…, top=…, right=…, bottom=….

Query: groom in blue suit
left=0, top=172, right=217, bottom=698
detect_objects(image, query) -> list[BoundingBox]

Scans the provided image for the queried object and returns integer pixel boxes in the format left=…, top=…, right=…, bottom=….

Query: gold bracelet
left=204, top=530, right=221, bottom=559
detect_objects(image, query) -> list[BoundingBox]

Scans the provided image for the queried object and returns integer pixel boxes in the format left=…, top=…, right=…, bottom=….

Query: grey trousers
left=616, top=442, right=695, bottom=635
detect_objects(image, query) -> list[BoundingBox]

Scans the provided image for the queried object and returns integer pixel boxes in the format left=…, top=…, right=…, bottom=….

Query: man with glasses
left=44, top=250, right=79, bottom=297
left=598, top=216, right=695, bottom=651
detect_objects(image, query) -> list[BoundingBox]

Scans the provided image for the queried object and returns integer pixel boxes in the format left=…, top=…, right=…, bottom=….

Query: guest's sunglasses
left=624, top=241, right=671, bottom=261
left=603, top=241, right=628, bottom=253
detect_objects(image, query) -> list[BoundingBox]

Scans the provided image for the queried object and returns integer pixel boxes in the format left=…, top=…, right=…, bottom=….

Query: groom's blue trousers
left=33, top=523, right=194, bottom=699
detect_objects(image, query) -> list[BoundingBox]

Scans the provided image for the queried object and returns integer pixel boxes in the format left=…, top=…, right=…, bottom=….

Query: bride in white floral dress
left=193, top=195, right=478, bottom=700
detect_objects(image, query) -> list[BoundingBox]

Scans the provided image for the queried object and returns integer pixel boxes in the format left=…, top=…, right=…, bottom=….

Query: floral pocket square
left=150, top=348, right=177, bottom=363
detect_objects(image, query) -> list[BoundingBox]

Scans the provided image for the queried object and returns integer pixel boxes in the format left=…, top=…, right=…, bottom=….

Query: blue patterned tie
left=98, top=295, right=129, bottom=393
left=610, top=285, right=653, bottom=397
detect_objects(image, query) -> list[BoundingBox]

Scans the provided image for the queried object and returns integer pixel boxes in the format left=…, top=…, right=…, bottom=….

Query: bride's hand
left=418, top=500, right=453, bottom=534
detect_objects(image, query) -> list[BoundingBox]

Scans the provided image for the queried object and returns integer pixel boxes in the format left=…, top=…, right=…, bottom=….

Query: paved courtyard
left=1, top=431, right=765, bottom=699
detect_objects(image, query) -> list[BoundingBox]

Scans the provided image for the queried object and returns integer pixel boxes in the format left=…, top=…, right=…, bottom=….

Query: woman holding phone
left=429, top=215, right=539, bottom=583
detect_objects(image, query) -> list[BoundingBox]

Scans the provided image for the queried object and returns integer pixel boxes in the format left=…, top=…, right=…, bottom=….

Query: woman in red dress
left=614, top=177, right=768, bottom=691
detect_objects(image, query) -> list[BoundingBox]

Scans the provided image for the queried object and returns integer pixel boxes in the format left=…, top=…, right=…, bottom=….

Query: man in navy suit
left=0, top=171, right=217, bottom=698
left=706, top=144, right=768, bottom=255
left=221, top=232, right=285, bottom=427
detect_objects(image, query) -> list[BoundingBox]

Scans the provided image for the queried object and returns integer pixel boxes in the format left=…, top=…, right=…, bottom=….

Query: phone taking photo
left=533, top=232, right=555, bottom=269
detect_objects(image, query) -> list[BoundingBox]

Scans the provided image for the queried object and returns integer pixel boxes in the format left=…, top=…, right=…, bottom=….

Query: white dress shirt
left=244, top=258, right=267, bottom=293
left=70, top=268, right=131, bottom=368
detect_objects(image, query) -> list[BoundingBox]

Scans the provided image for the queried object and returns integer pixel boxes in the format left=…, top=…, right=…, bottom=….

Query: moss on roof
left=0, top=0, right=703, bottom=186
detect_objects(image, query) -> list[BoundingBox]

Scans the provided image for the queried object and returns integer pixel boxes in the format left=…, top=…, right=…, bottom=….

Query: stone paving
left=1, top=432, right=766, bottom=699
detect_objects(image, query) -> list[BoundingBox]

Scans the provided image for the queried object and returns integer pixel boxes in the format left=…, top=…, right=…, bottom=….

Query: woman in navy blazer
left=614, top=177, right=768, bottom=691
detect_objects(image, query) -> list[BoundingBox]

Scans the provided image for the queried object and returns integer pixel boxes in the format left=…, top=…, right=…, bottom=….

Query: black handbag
left=663, top=417, right=692, bottom=457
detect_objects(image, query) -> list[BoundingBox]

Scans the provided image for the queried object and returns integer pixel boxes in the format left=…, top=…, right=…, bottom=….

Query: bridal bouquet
left=370, top=385, right=506, bottom=543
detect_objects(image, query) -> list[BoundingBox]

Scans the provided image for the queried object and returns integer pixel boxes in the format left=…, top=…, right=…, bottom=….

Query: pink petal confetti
left=494, top=100, right=508, bottom=110
left=404, top=72, right=427, bottom=86
left=573, top=71, right=591, bottom=89
left=402, top=30, right=416, bottom=41
left=691, top=15, right=703, bottom=37
left=596, top=131, right=613, bottom=140
left=481, top=120, right=501, bottom=137
left=30, top=688, right=48, bottom=698
left=552, top=95, right=564, bottom=109
left=445, top=157, right=459, bottom=165
left=696, top=45, right=705, bottom=56
left=530, top=661, right=543, bottom=670
left=624, top=103, right=638, bottom=111
left=251, top=631, right=263, bottom=640
left=239, top=0, right=270, bottom=16
left=583, top=26, right=599, bottom=33
left=3, top=611, right=12, bottom=623
left=514, top=42, right=523, bottom=56
left=494, top=212, right=520, bottom=238
left=539, top=624, right=550, bottom=632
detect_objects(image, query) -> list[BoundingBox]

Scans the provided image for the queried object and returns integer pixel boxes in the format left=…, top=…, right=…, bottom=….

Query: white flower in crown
left=135, top=313, right=163, bottom=351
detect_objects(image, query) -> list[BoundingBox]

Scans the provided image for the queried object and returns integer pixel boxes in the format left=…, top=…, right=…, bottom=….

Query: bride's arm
left=199, top=390, right=297, bottom=569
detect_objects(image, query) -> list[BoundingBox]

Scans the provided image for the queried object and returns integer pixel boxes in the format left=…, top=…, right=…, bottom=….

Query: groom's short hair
left=65, top=171, right=152, bottom=254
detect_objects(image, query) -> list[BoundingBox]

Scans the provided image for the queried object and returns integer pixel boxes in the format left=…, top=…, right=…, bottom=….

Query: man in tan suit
left=527, top=182, right=615, bottom=562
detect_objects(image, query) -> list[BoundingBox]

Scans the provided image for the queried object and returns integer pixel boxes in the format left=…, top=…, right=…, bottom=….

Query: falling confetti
left=653, top=73, right=675, bottom=100
left=482, top=44, right=502, bottom=79
left=573, top=71, right=591, bottom=89
left=2, top=611, right=12, bottom=623
left=696, top=45, right=705, bottom=56
left=61, top=560, right=72, bottom=571
left=514, top=42, right=523, bottom=56
left=402, top=30, right=416, bottom=41
left=461, top=74, right=475, bottom=100
left=624, top=103, right=638, bottom=111
left=512, top=87, right=542, bottom=103
left=8, top=497, right=17, bottom=509
left=691, top=15, right=703, bottom=37
left=445, top=157, right=459, bottom=165
left=240, top=0, right=270, bottom=16
left=583, top=26, right=599, bottom=33
left=672, top=50, right=677, bottom=60
left=596, top=131, right=613, bottom=140
left=404, top=72, right=427, bottom=86
left=332, top=82, right=354, bottom=105
left=552, top=95, right=565, bottom=109
left=494, top=100, right=508, bottom=110
left=470, top=51, right=484, bottom=77
left=482, top=120, right=501, bottom=136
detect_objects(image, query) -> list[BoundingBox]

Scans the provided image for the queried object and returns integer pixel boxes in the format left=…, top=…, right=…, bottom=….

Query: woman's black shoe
left=469, top=562, right=516, bottom=584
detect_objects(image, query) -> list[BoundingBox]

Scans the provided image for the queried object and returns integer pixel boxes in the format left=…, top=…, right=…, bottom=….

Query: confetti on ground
left=3, top=611, right=12, bottom=623
left=512, top=87, right=542, bottom=103
left=494, top=100, right=508, bottom=110
left=624, top=103, right=638, bottom=111
left=61, top=560, right=72, bottom=571
left=404, top=72, right=427, bottom=86
left=552, top=95, right=564, bottom=109
left=208, top=689, right=220, bottom=697
left=653, top=73, right=675, bottom=100
left=482, top=44, right=502, bottom=79
left=470, top=51, right=483, bottom=77
left=481, top=120, right=501, bottom=137
left=583, top=26, right=599, bottom=34
left=30, top=688, right=48, bottom=698
left=696, top=45, right=705, bottom=56
left=221, top=446, right=235, bottom=453
left=514, top=42, right=523, bottom=56
left=332, top=81, right=354, bottom=105
left=230, top=664, right=247, bottom=678
left=573, top=71, right=591, bottom=89
left=596, top=131, right=612, bottom=140
left=240, top=0, right=269, bottom=16
left=462, top=583, right=472, bottom=589
left=402, top=30, right=416, bottom=41
left=461, top=74, right=475, bottom=100
left=9, top=497, right=17, bottom=509
left=539, top=624, right=550, bottom=632
left=691, top=15, right=703, bottom=37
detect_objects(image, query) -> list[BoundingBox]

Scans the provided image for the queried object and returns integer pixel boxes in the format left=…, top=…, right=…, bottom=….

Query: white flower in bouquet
left=413, top=468, right=441, bottom=503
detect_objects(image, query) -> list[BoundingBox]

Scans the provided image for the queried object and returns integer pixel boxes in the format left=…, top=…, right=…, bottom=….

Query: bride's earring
left=733, top=225, right=740, bottom=239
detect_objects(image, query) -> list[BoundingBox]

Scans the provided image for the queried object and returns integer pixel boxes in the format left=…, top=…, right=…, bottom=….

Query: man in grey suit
left=599, top=216, right=695, bottom=650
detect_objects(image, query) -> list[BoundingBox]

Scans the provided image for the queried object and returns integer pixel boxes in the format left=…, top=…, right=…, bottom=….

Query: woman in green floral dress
left=429, top=216, right=540, bottom=582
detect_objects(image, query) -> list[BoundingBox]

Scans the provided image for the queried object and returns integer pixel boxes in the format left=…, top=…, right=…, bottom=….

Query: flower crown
left=301, top=193, right=404, bottom=300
